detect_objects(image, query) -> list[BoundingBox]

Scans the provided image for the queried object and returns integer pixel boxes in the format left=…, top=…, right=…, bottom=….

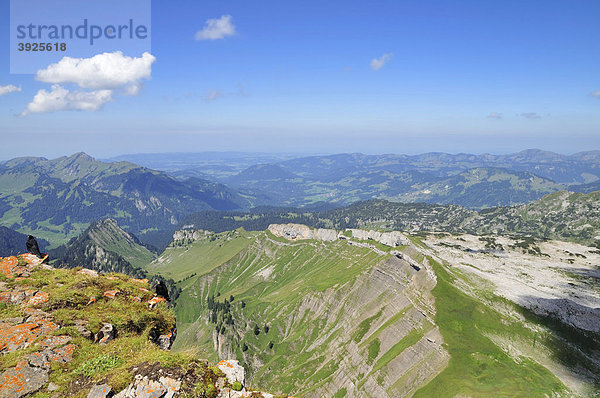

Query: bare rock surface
left=423, top=234, right=600, bottom=332
left=0, top=362, right=48, bottom=398
left=217, top=359, right=245, bottom=384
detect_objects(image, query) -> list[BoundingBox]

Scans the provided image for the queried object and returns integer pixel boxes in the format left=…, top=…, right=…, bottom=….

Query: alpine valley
left=0, top=150, right=599, bottom=397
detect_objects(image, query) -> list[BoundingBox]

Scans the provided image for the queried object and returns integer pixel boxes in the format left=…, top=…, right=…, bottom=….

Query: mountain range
left=2, top=149, right=599, bottom=251
left=115, top=149, right=600, bottom=208
left=0, top=152, right=251, bottom=248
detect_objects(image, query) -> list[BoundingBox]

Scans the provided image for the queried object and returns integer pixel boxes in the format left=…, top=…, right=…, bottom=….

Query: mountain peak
left=68, top=152, right=95, bottom=162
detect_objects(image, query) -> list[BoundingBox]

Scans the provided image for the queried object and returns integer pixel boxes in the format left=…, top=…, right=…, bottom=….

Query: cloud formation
left=22, top=85, right=112, bottom=115
left=23, top=52, right=155, bottom=115
left=520, top=112, right=541, bottom=119
left=0, top=85, right=21, bottom=96
left=195, top=15, right=236, bottom=40
left=592, top=91, right=600, bottom=98
left=35, top=51, right=155, bottom=94
left=370, top=53, right=393, bottom=70
left=487, top=112, right=503, bottom=119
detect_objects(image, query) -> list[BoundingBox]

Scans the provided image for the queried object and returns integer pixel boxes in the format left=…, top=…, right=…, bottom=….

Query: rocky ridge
left=267, top=223, right=410, bottom=247
left=0, top=253, right=282, bottom=398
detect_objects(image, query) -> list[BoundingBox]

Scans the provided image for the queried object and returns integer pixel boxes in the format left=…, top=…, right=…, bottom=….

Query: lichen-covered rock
left=148, top=296, right=166, bottom=309
left=0, top=361, right=48, bottom=398
left=113, top=374, right=181, bottom=398
left=103, top=290, right=119, bottom=299
left=217, top=360, right=245, bottom=385
left=87, top=383, right=112, bottom=398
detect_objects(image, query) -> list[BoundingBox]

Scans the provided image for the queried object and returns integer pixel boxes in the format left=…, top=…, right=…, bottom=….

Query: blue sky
left=0, top=0, right=599, bottom=158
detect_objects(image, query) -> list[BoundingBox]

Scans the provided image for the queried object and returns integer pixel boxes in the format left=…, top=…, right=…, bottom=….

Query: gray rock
left=114, top=375, right=166, bottom=398
left=157, top=333, right=175, bottom=350
left=87, top=384, right=112, bottom=398
left=74, top=320, right=93, bottom=339
left=217, top=359, right=245, bottom=385
left=47, top=382, right=59, bottom=391
left=159, top=377, right=181, bottom=398
left=0, top=365, right=48, bottom=398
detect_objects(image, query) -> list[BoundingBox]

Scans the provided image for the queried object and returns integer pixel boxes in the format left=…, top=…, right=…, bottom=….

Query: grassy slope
left=144, top=229, right=257, bottom=281
left=171, top=231, right=391, bottom=394
left=413, top=256, right=566, bottom=397
left=158, top=230, right=589, bottom=397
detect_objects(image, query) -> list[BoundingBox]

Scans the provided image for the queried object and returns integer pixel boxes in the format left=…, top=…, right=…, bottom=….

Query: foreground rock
left=0, top=255, right=282, bottom=398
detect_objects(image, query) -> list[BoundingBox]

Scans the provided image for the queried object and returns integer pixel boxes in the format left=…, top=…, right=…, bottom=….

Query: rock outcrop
left=268, top=223, right=409, bottom=247
left=0, top=253, right=280, bottom=398
left=347, top=229, right=409, bottom=246
left=172, top=229, right=211, bottom=243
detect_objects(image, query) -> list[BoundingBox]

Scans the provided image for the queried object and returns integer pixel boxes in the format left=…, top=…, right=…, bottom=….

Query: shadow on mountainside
left=516, top=295, right=600, bottom=388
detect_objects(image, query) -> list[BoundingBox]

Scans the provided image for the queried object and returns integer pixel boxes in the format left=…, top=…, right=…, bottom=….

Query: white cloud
left=35, top=51, right=155, bottom=94
left=195, top=15, right=236, bottom=40
left=0, top=85, right=21, bottom=96
left=22, top=52, right=155, bottom=115
left=592, top=91, right=600, bottom=98
left=21, top=85, right=112, bottom=115
left=520, top=112, right=541, bottom=119
left=370, top=53, right=393, bottom=71
left=487, top=112, right=503, bottom=119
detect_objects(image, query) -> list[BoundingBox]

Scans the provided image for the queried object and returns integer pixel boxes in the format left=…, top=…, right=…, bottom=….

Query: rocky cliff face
left=164, top=225, right=599, bottom=397
left=267, top=223, right=409, bottom=247
left=172, top=229, right=212, bottom=243
left=172, top=228, right=448, bottom=397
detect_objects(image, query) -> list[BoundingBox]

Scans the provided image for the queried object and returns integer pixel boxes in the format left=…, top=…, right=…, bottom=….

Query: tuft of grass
left=74, top=355, right=122, bottom=378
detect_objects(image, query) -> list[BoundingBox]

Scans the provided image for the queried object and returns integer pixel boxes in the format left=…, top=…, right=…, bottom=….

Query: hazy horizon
left=2, top=1, right=599, bottom=158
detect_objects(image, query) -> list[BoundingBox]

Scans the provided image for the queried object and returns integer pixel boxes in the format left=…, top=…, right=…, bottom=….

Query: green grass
left=170, top=231, right=389, bottom=394
left=413, top=257, right=567, bottom=397
left=372, top=328, right=425, bottom=374
left=144, top=229, right=256, bottom=281
left=367, top=339, right=380, bottom=364
left=73, top=355, right=122, bottom=377
left=353, top=309, right=382, bottom=343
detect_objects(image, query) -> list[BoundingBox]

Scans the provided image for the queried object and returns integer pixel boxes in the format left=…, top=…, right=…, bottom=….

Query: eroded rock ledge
left=267, top=223, right=409, bottom=247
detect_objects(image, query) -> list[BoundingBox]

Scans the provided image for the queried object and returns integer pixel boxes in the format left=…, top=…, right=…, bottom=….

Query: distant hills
left=219, top=150, right=599, bottom=208
left=1, top=150, right=599, bottom=249
left=0, top=152, right=252, bottom=247
left=181, top=190, right=600, bottom=246
left=113, top=149, right=600, bottom=209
